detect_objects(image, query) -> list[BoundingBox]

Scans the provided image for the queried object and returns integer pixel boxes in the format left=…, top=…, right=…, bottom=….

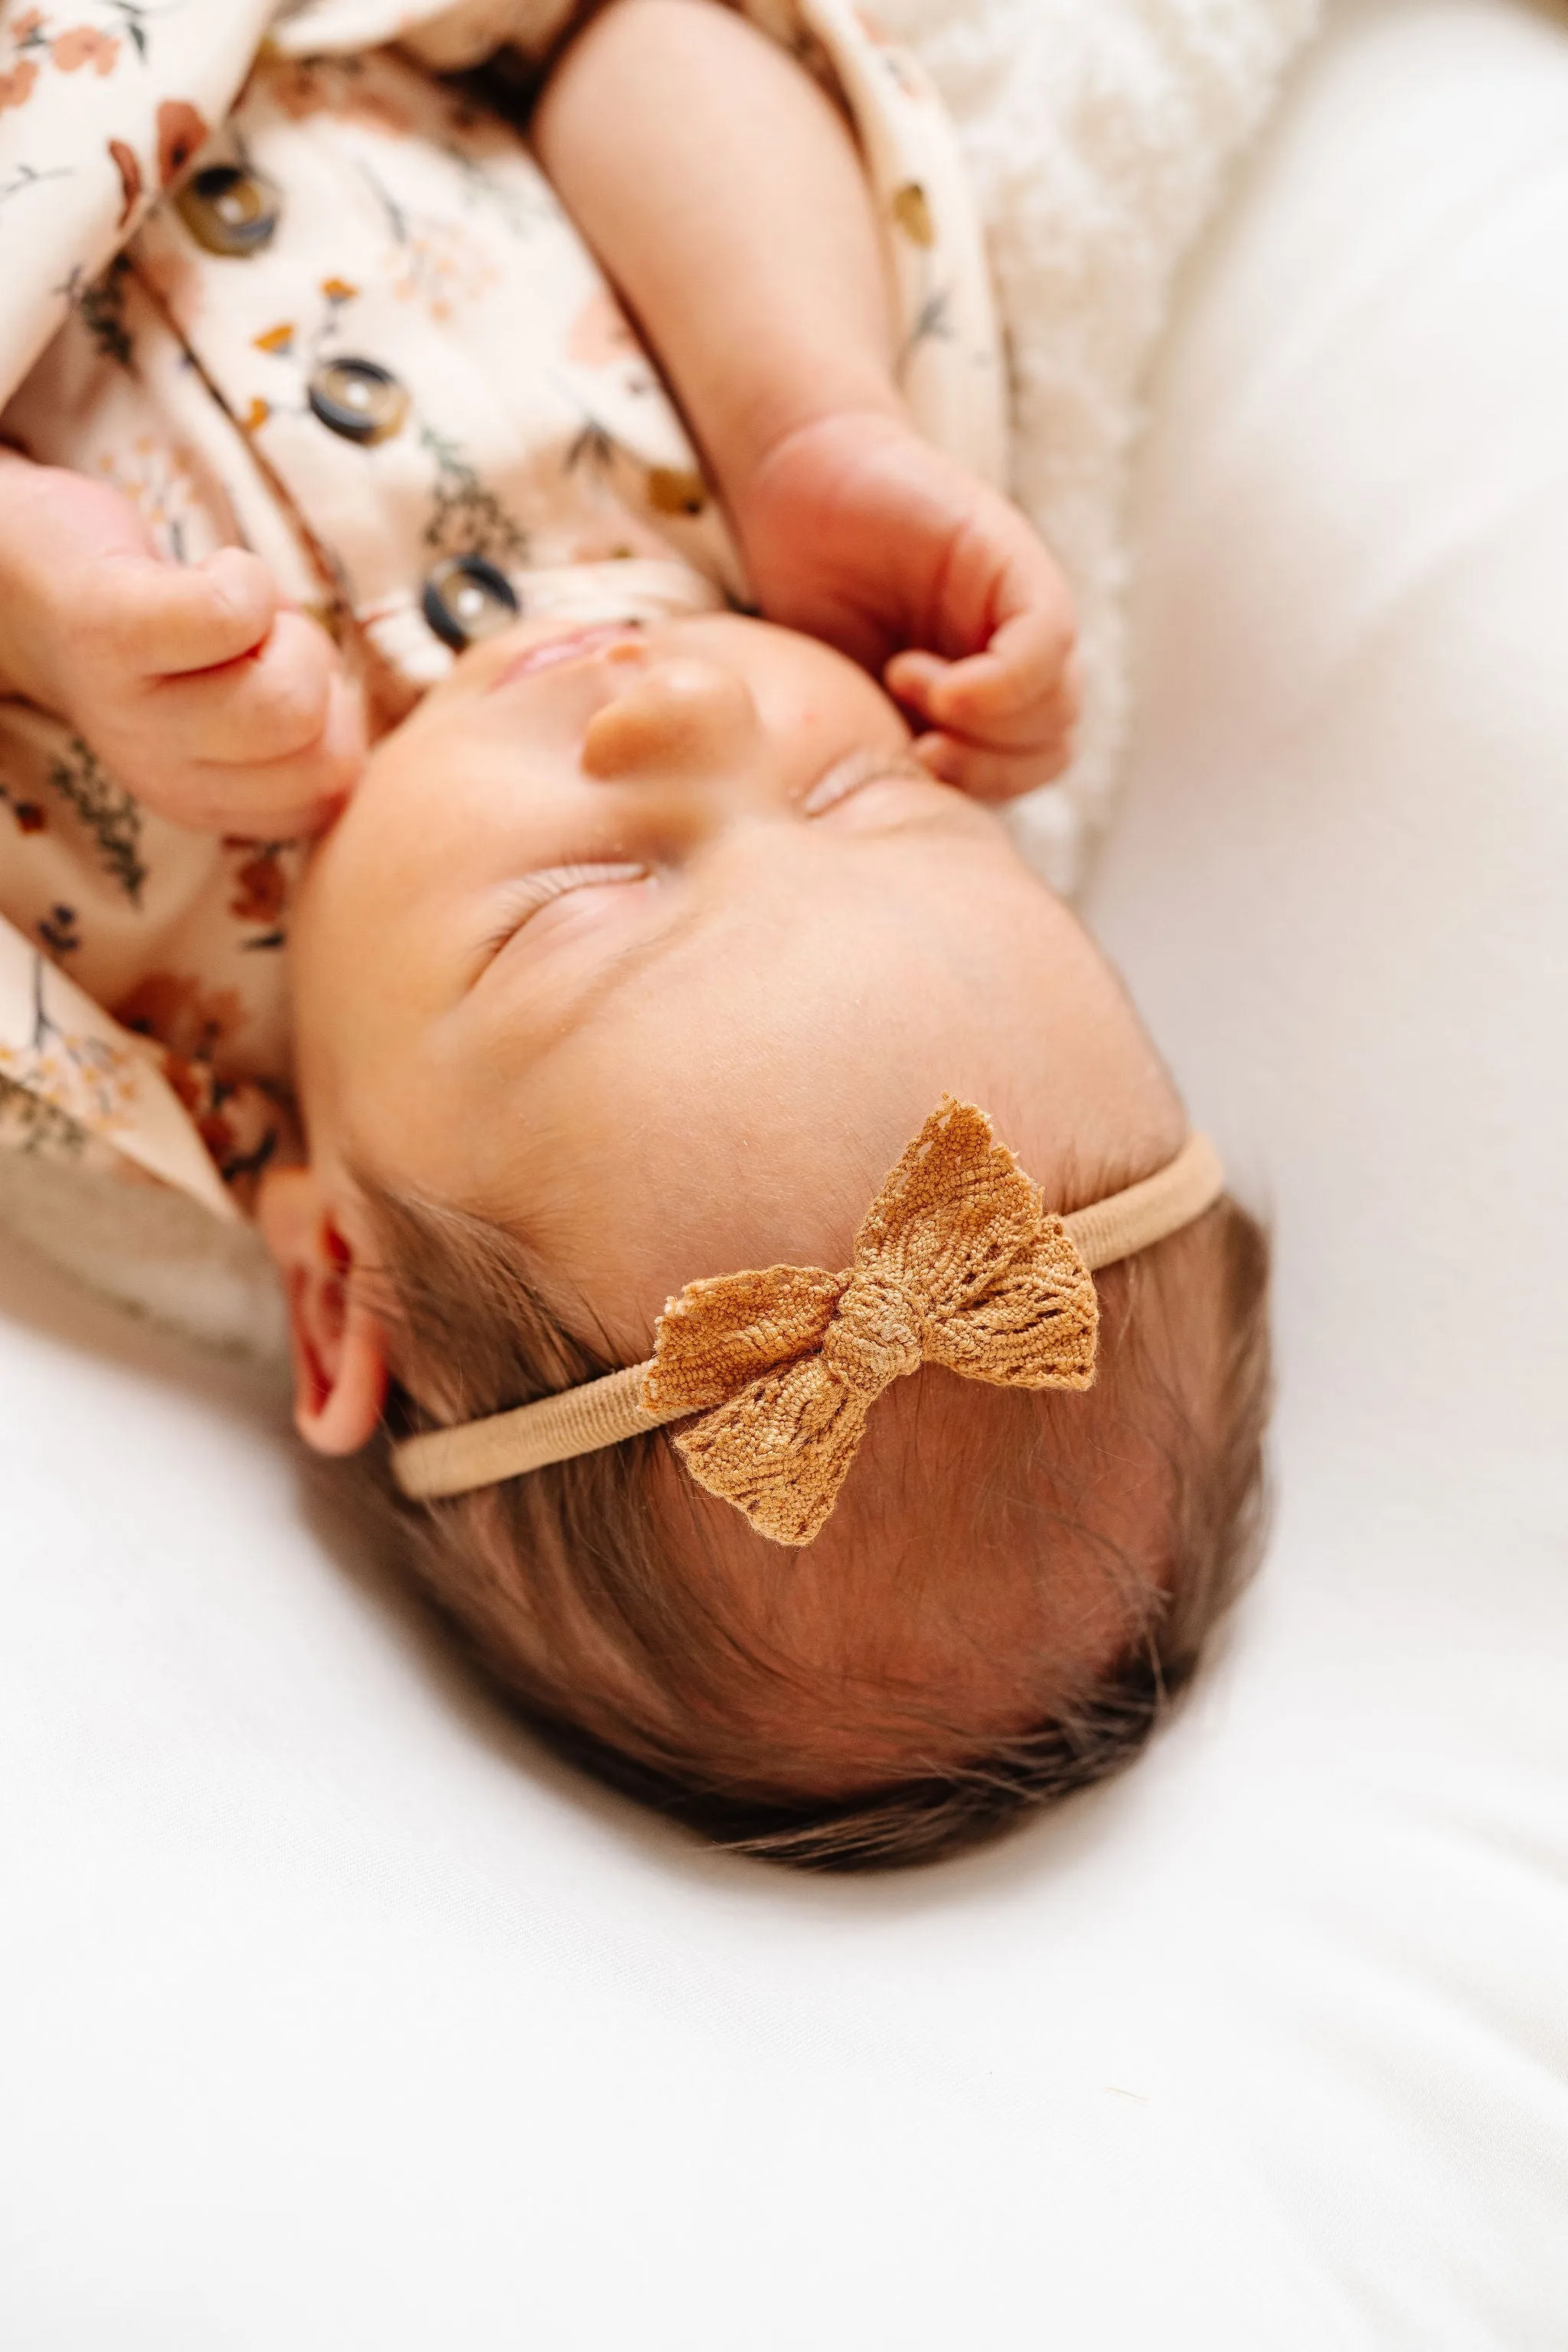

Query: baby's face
left=290, top=612, right=1181, bottom=1355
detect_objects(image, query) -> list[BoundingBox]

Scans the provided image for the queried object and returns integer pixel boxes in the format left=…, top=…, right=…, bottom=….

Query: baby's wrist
left=725, top=394, right=914, bottom=539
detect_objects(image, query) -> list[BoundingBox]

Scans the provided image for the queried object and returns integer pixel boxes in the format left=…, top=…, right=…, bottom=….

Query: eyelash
left=802, top=747, right=929, bottom=816
left=483, top=861, right=648, bottom=952
left=481, top=755, right=925, bottom=965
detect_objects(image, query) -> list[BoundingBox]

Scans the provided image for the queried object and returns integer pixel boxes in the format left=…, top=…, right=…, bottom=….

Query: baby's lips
left=488, top=622, right=642, bottom=691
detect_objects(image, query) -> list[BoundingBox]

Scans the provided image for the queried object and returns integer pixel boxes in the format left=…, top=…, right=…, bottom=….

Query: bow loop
left=641, top=1263, right=845, bottom=1419
left=641, top=1099, right=1101, bottom=1547
left=854, top=1098, right=1045, bottom=1317
left=673, top=1357, right=872, bottom=1551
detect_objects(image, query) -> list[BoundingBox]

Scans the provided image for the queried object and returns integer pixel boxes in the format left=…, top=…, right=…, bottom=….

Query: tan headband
left=392, top=1104, right=1225, bottom=1544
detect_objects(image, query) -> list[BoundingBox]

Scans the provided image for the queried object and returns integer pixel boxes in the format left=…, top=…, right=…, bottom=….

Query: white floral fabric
left=0, top=0, right=1002, bottom=1214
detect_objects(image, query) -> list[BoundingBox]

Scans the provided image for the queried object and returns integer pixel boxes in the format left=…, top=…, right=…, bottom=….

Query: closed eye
left=475, top=861, right=649, bottom=971
left=801, top=745, right=933, bottom=817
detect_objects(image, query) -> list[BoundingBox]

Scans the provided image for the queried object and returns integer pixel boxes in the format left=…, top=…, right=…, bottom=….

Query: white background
left=2, top=2, right=1566, bottom=2342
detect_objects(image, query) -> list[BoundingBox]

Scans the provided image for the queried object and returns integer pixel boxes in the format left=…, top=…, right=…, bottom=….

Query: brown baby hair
left=338, top=1160, right=1271, bottom=1873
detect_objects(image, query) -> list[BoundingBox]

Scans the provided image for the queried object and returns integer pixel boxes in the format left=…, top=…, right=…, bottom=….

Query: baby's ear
left=257, top=1165, right=388, bottom=1455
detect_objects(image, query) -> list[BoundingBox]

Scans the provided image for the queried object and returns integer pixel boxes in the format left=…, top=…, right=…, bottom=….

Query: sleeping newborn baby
left=0, top=0, right=1269, bottom=1866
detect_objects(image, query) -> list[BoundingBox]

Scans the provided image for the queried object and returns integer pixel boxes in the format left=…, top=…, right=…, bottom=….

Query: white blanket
left=7, top=0, right=1568, bottom=2340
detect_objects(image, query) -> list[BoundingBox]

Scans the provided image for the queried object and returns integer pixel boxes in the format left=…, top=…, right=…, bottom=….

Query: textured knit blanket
left=890, top=0, right=1321, bottom=889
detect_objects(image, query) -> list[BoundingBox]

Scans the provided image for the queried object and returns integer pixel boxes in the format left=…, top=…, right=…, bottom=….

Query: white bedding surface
left=2, top=2, right=1566, bottom=2343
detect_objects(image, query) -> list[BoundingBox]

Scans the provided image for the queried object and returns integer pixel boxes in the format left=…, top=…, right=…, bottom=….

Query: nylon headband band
left=391, top=1132, right=1226, bottom=1504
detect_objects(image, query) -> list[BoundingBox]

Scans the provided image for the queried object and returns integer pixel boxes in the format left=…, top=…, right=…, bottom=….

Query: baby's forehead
left=514, top=930, right=1057, bottom=1300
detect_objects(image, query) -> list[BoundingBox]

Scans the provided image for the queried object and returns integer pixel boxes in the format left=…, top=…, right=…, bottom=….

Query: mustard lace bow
left=640, top=1099, right=1099, bottom=1546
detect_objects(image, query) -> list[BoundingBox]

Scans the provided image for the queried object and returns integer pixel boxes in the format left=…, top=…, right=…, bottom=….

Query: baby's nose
left=580, top=654, right=758, bottom=785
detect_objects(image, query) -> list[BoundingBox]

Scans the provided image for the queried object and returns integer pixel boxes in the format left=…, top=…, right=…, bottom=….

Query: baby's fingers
left=152, top=609, right=345, bottom=767
left=162, top=668, right=365, bottom=837
left=910, top=731, right=1065, bottom=805
left=139, top=613, right=364, bottom=834
left=910, top=666, right=1080, bottom=802
left=952, top=593, right=1076, bottom=726
left=890, top=643, right=1080, bottom=802
left=888, top=606, right=1076, bottom=740
left=80, top=544, right=278, bottom=681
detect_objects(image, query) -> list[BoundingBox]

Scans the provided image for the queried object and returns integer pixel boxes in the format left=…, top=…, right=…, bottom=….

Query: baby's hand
left=737, top=412, right=1078, bottom=802
left=0, top=456, right=362, bottom=837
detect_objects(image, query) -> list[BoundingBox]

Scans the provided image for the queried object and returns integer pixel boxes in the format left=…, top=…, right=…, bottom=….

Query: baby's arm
left=0, top=449, right=363, bottom=838
left=534, top=0, right=1077, bottom=799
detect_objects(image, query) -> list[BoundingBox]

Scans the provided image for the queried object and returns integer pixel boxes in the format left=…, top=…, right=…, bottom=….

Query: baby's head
left=260, top=612, right=1269, bottom=1867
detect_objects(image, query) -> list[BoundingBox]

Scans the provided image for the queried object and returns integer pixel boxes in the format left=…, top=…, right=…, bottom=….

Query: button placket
left=420, top=555, right=521, bottom=652
left=175, top=165, right=283, bottom=258
left=306, top=358, right=411, bottom=447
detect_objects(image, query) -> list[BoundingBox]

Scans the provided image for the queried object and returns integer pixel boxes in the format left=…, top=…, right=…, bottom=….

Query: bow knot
left=639, top=1099, right=1100, bottom=1547
left=823, top=1267, right=924, bottom=1396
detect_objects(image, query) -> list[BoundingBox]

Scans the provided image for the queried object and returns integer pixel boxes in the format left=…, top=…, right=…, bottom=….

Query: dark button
left=307, top=358, right=410, bottom=447
left=421, top=555, right=521, bottom=652
left=175, top=164, right=282, bottom=256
